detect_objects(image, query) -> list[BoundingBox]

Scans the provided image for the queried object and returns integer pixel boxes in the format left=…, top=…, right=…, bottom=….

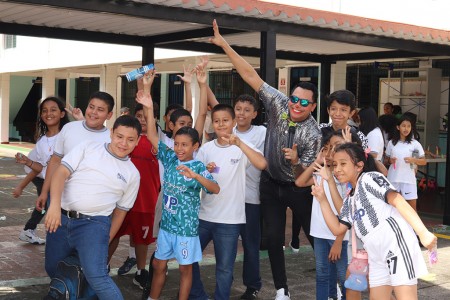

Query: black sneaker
left=118, top=256, right=137, bottom=275
left=240, top=287, right=259, bottom=299
left=134, top=269, right=149, bottom=289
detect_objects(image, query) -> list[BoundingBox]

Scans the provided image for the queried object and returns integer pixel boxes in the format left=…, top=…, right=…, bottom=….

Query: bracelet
left=29, top=161, right=33, bottom=168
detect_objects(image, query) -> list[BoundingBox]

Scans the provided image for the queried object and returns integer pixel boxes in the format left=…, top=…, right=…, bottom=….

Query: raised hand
left=311, top=176, right=326, bottom=203
left=65, top=103, right=84, bottom=121
left=342, top=126, right=352, bottom=143
left=195, top=64, right=207, bottom=85
left=221, top=133, right=241, bottom=147
left=135, top=90, right=153, bottom=109
left=314, top=158, right=332, bottom=182
left=177, top=64, right=194, bottom=84
left=209, top=19, right=227, bottom=48
left=198, top=55, right=209, bottom=69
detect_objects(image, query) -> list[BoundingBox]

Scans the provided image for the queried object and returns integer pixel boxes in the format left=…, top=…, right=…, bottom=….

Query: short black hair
left=113, top=115, right=142, bottom=136
left=326, top=90, right=356, bottom=111
left=290, top=82, right=318, bottom=103
left=169, top=108, right=193, bottom=124
left=211, top=104, right=235, bottom=119
left=174, top=126, right=200, bottom=145
left=89, top=91, right=115, bottom=112
left=233, top=94, right=259, bottom=111
left=164, top=103, right=183, bottom=117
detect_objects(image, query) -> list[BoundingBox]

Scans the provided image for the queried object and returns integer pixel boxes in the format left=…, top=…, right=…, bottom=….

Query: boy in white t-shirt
left=207, top=91, right=266, bottom=299
left=35, top=91, right=114, bottom=212
left=44, top=115, right=141, bottom=300
left=189, top=104, right=267, bottom=300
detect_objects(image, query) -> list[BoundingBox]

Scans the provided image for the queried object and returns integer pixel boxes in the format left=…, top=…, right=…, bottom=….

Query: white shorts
left=155, top=229, right=202, bottom=265
left=364, top=215, right=427, bottom=287
left=391, top=182, right=418, bottom=200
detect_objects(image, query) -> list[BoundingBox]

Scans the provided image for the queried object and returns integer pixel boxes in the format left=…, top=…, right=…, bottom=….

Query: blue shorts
left=155, top=229, right=202, bottom=265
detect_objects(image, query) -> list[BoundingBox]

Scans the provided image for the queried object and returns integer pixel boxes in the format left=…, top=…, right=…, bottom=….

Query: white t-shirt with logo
left=385, top=139, right=424, bottom=184
left=233, top=125, right=266, bottom=205
left=197, top=140, right=260, bottom=224
left=61, top=141, right=140, bottom=216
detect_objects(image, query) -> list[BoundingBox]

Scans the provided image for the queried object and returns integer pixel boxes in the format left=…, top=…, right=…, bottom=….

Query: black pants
left=24, top=177, right=47, bottom=231
left=260, top=171, right=313, bottom=291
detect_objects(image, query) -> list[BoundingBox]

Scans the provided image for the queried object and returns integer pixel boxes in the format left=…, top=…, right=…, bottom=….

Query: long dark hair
left=35, top=97, right=70, bottom=141
left=334, top=143, right=377, bottom=173
left=391, top=114, right=414, bottom=145
left=358, top=107, right=380, bottom=136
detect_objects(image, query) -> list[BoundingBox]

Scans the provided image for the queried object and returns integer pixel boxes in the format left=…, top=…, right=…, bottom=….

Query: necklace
left=45, top=135, right=56, bottom=153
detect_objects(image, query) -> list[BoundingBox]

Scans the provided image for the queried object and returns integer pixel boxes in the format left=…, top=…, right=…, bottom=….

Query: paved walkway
left=1, top=143, right=450, bottom=299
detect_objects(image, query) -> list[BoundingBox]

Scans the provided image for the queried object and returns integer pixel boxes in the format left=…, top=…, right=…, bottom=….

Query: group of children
left=12, top=20, right=439, bottom=300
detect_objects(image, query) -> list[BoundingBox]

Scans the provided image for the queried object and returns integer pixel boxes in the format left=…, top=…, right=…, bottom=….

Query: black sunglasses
left=289, top=95, right=314, bottom=107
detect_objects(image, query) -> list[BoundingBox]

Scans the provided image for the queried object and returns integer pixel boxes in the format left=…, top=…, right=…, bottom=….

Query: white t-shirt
left=197, top=140, right=260, bottom=224
left=233, top=125, right=266, bottom=205
left=61, top=141, right=140, bottom=216
left=366, top=127, right=384, bottom=161
left=24, top=134, right=59, bottom=179
left=53, top=121, right=110, bottom=158
left=385, top=139, right=425, bottom=184
left=339, top=172, right=397, bottom=244
left=311, top=174, right=349, bottom=241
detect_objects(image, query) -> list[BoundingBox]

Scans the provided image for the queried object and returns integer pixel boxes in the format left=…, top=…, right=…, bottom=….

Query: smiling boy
left=44, top=115, right=141, bottom=300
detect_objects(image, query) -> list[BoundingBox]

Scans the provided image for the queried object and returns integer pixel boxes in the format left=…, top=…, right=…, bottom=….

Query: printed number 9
left=182, top=248, right=188, bottom=259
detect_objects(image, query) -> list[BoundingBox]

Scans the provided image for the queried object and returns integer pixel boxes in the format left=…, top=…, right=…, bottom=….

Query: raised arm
left=136, top=89, right=159, bottom=150
left=178, top=64, right=194, bottom=113
left=209, top=19, right=264, bottom=92
left=194, top=64, right=208, bottom=141
left=223, top=134, right=267, bottom=170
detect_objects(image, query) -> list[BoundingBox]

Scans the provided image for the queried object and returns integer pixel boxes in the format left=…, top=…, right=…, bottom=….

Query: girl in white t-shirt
left=312, top=142, right=436, bottom=300
left=13, top=96, right=69, bottom=244
left=359, top=107, right=384, bottom=162
left=385, top=115, right=426, bottom=211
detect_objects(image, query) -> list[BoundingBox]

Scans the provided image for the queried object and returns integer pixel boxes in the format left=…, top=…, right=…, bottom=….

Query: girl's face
left=41, top=100, right=65, bottom=127
left=135, top=110, right=147, bottom=134
left=174, top=134, right=198, bottom=162
left=332, top=150, right=362, bottom=186
left=397, top=120, right=412, bottom=140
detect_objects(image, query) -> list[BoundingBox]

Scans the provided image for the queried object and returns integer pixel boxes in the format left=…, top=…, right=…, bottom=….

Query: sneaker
left=289, top=241, right=299, bottom=254
left=240, top=287, right=259, bottom=299
left=19, top=229, right=45, bottom=245
left=133, top=269, right=149, bottom=289
left=275, top=288, right=290, bottom=300
left=118, top=256, right=137, bottom=275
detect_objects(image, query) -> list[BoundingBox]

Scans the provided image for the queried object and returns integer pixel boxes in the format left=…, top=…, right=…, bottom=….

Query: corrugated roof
left=136, top=0, right=450, bottom=45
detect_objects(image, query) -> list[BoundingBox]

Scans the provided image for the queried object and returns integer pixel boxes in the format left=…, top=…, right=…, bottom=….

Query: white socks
left=129, top=246, right=136, bottom=259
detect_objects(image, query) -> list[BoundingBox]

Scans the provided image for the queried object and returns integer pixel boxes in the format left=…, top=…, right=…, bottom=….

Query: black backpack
left=44, top=254, right=98, bottom=300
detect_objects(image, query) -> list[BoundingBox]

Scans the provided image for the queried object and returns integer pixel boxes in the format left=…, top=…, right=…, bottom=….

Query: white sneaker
left=275, top=288, right=291, bottom=300
left=289, top=241, right=300, bottom=253
left=19, top=229, right=45, bottom=245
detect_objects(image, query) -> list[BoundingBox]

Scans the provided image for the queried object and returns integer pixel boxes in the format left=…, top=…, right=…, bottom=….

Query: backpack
left=44, top=254, right=98, bottom=300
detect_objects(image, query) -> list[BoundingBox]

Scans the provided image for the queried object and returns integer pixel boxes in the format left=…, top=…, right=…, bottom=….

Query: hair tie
left=364, top=147, right=371, bottom=159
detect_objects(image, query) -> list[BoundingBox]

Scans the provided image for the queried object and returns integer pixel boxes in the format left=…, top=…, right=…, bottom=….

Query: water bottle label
left=125, top=64, right=154, bottom=82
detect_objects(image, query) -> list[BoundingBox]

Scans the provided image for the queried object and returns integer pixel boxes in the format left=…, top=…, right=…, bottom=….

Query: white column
left=0, top=73, right=11, bottom=143
left=42, top=69, right=56, bottom=99
left=99, top=65, right=121, bottom=128
left=330, top=61, right=347, bottom=92
left=159, top=73, right=169, bottom=130
left=277, top=67, right=289, bottom=96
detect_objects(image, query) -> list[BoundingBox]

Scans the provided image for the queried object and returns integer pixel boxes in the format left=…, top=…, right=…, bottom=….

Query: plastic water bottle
left=125, top=63, right=154, bottom=82
left=411, top=149, right=419, bottom=169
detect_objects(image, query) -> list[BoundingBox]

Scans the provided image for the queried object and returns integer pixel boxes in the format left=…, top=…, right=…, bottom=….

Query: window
left=4, top=35, right=17, bottom=49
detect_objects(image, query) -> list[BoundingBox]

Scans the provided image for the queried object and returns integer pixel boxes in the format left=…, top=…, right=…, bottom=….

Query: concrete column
left=277, top=68, right=289, bottom=96
left=330, top=61, right=347, bottom=92
left=0, top=73, right=11, bottom=143
left=99, top=65, right=121, bottom=128
left=42, top=69, right=56, bottom=98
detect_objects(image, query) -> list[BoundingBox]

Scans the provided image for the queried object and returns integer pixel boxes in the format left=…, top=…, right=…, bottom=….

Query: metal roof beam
left=150, top=28, right=244, bottom=44
left=325, top=50, right=429, bottom=62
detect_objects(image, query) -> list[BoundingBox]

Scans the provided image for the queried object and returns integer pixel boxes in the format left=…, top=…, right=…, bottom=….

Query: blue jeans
left=314, top=237, right=348, bottom=300
left=240, top=203, right=262, bottom=291
left=45, top=214, right=123, bottom=300
left=189, top=220, right=241, bottom=300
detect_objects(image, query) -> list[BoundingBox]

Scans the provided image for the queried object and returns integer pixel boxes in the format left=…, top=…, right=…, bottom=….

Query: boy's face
left=212, top=110, right=236, bottom=138
left=135, top=109, right=147, bottom=134
left=174, top=134, right=198, bottom=161
left=109, top=125, right=140, bottom=158
left=288, top=87, right=316, bottom=122
left=164, top=109, right=177, bottom=132
left=327, top=101, right=355, bottom=129
left=169, top=116, right=193, bottom=136
left=85, top=98, right=113, bottom=130
left=384, top=104, right=393, bottom=115
left=234, top=101, right=257, bottom=128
